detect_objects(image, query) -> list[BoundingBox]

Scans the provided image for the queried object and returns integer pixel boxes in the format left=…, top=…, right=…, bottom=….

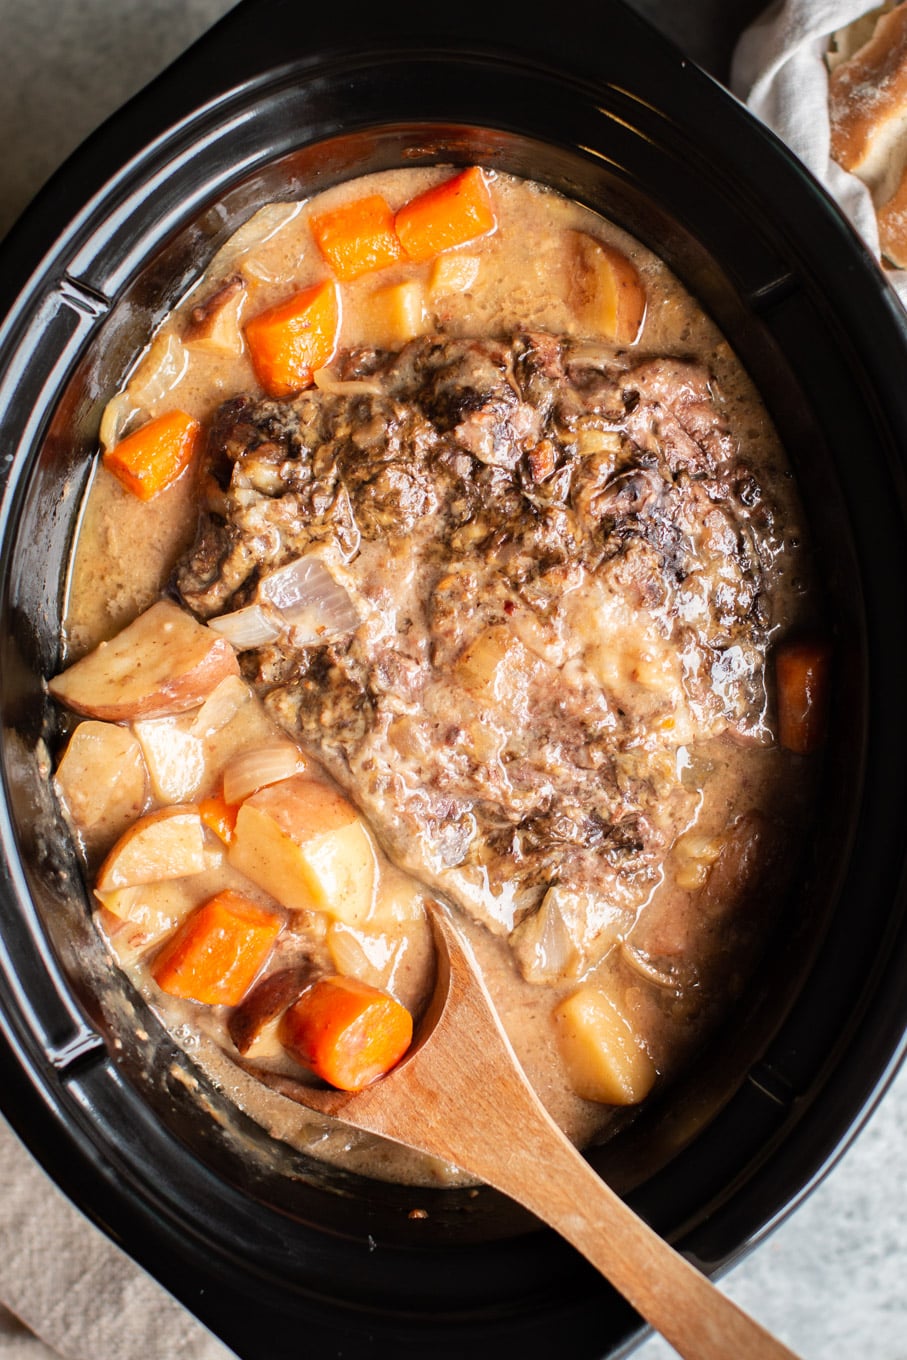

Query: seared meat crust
left=175, top=333, right=780, bottom=968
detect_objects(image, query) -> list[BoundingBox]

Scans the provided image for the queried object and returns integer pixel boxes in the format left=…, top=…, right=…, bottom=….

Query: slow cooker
left=1, top=1, right=907, bottom=1356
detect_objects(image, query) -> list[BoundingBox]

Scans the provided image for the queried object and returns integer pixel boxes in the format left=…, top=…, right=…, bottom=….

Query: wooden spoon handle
left=371, top=1037, right=799, bottom=1360
left=403, top=910, right=801, bottom=1360
left=476, top=1121, right=799, bottom=1360
left=282, top=907, right=802, bottom=1360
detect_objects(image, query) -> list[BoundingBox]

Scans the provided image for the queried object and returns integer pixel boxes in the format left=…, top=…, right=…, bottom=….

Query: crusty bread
left=828, top=2, right=907, bottom=266
left=828, top=4, right=896, bottom=70
left=829, top=3, right=907, bottom=199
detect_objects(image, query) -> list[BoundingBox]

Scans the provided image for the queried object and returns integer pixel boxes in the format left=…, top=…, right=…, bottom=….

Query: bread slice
left=829, top=3, right=907, bottom=201
left=827, top=4, right=896, bottom=71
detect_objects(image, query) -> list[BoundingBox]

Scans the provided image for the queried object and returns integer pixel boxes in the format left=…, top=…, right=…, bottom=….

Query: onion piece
left=98, top=390, right=144, bottom=453
left=327, top=921, right=397, bottom=990
left=208, top=554, right=363, bottom=654
left=565, top=340, right=624, bottom=369
left=127, top=332, right=189, bottom=413
left=620, top=942, right=685, bottom=993
left=190, top=674, right=253, bottom=739
left=186, top=203, right=303, bottom=291
left=221, top=738, right=307, bottom=805
left=259, top=554, right=362, bottom=642
left=208, top=604, right=281, bottom=650
left=313, top=368, right=384, bottom=396
left=510, top=886, right=580, bottom=984
left=211, top=202, right=303, bottom=283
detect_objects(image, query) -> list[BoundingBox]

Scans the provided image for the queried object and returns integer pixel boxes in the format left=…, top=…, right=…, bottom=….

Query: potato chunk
left=49, top=600, right=240, bottom=721
left=553, top=986, right=656, bottom=1105
left=132, top=714, right=206, bottom=804
left=227, top=965, right=315, bottom=1057
left=95, top=876, right=207, bottom=948
left=54, top=720, right=148, bottom=857
left=569, top=231, right=646, bottom=345
left=365, top=279, right=426, bottom=347
left=429, top=253, right=480, bottom=297
left=95, top=806, right=211, bottom=892
left=132, top=675, right=281, bottom=804
left=229, top=775, right=377, bottom=923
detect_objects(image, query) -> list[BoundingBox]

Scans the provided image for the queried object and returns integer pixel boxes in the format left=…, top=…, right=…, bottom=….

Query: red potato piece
left=569, top=231, right=647, bottom=345
left=227, top=963, right=317, bottom=1055
left=48, top=600, right=240, bottom=721
left=54, top=720, right=149, bottom=858
left=95, top=805, right=211, bottom=892
left=95, top=875, right=207, bottom=949
left=553, top=986, right=657, bottom=1106
left=228, top=775, right=377, bottom=922
left=132, top=714, right=206, bottom=804
left=96, top=908, right=163, bottom=966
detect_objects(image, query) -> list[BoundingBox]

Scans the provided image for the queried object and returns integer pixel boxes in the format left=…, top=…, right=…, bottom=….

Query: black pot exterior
left=1, top=2, right=907, bottom=1357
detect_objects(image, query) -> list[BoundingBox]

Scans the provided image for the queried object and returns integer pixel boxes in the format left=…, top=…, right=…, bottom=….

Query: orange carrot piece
left=395, top=166, right=497, bottom=264
left=151, top=889, right=282, bottom=1006
left=198, top=789, right=239, bottom=845
left=776, top=636, right=832, bottom=754
left=281, top=974, right=413, bottom=1091
left=245, top=279, right=340, bottom=398
left=103, top=409, right=201, bottom=501
left=310, top=194, right=404, bottom=281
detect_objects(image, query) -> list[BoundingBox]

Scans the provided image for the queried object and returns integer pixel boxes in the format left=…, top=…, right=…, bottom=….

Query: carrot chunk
left=198, top=789, right=239, bottom=845
left=775, top=636, right=832, bottom=754
left=103, top=409, right=201, bottom=501
left=245, top=279, right=340, bottom=397
left=281, top=974, right=413, bottom=1091
left=395, top=167, right=497, bottom=264
left=310, top=194, right=404, bottom=281
left=151, top=889, right=282, bottom=1006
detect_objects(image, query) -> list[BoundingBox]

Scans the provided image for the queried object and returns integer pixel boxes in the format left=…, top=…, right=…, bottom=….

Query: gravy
left=53, top=167, right=823, bottom=1184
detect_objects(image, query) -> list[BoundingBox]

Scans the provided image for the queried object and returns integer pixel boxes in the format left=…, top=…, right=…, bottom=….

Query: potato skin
left=49, top=600, right=239, bottom=721
left=228, top=776, right=377, bottom=921
left=227, top=964, right=316, bottom=1055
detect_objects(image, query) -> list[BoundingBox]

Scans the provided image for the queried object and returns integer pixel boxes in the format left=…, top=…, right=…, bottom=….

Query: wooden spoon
left=266, top=903, right=801, bottom=1360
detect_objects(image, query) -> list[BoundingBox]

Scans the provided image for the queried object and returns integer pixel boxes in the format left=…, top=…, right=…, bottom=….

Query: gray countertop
left=0, top=2, right=905, bottom=1357
left=0, top=0, right=764, bottom=244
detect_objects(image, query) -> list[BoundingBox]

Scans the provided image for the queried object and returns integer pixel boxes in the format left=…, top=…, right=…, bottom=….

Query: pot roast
left=175, top=330, right=779, bottom=976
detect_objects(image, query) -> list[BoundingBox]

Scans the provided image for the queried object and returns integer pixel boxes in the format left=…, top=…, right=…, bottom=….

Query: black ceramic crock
left=1, top=1, right=907, bottom=1356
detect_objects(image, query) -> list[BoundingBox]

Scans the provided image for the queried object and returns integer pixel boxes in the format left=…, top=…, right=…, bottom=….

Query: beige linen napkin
left=0, top=1115, right=234, bottom=1360
left=730, top=0, right=907, bottom=303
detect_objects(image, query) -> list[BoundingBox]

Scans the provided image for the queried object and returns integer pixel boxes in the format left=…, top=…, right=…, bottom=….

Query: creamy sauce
left=55, top=167, right=822, bottom=1185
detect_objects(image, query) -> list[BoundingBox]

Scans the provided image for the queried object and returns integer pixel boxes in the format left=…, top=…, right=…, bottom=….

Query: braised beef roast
left=175, top=332, right=780, bottom=975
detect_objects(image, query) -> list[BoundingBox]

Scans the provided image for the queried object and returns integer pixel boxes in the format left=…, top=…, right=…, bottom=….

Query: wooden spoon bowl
left=261, top=903, right=800, bottom=1360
